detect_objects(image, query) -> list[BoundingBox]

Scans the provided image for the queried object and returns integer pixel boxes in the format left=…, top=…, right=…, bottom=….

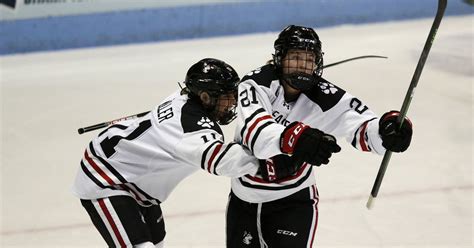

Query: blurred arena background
left=0, top=0, right=471, bottom=55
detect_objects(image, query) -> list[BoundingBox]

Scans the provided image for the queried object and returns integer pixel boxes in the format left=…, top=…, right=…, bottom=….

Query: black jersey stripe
left=88, top=142, right=128, bottom=184
left=249, top=121, right=274, bottom=152
left=129, top=182, right=161, bottom=204
left=119, top=184, right=156, bottom=207
left=240, top=108, right=266, bottom=141
left=81, top=161, right=106, bottom=188
left=238, top=167, right=313, bottom=190
left=81, top=161, right=117, bottom=191
left=351, top=133, right=357, bottom=148
left=84, top=145, right=152, bottom=205
left=113, top=184, right=147, bottom=204
left=351, top=118, right=376, bottom=150
left=82, top=159, right=158, bottom=206
left=120, top=184, right=152, bottom=205
left=212, top=142, right=239, bottom=175
left=112, top=184, right=154, bottom=207
left=201, top=140, right=223, bottom=170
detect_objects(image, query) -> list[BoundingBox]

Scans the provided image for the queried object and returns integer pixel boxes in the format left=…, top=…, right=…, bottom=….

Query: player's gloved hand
left=281, top=122, right=341, bottom=166
left=259, top=154, right=304, bottom=182
left=379, top=110, right=413, bottom=152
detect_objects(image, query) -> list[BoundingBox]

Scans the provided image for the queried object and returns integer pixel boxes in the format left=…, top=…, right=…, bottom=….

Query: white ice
left=1, top=15, right=472, bottom=248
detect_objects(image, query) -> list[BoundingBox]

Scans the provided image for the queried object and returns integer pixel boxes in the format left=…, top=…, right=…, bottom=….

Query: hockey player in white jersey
left=72, top=58, right=285, bottom=248
left=226, top=25, right=414, bottom=247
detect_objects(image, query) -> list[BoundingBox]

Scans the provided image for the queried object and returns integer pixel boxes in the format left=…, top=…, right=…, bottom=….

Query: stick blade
left=366, top=195, right=375, bottom=210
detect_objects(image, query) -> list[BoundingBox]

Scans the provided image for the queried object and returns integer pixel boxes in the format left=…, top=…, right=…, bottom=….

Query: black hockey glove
left=379, top=110, right=413, bottom=152
left=281, top=122, right=341, bottom=166
left=259, top=154, right=303, bottom=182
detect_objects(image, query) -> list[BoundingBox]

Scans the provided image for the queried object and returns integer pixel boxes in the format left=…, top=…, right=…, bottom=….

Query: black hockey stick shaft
left=323, top=55, right=387, bottom=69
left=366, top=0, right=447, bottom=209
left=77, top=111, right=150, bottom=134
left=76, top=56, right=386, bottom=135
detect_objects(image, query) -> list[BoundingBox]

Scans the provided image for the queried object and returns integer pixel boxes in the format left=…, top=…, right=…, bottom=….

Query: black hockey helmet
left=184, top=58, right=240, bottom=125
left=273, top=25, right=324, bottom=90
left=185, top=58, right=240, bottom=97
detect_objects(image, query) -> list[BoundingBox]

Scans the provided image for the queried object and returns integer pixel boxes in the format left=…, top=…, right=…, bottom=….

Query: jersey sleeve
left=174, top=129, right=259, bottom=177
left=234, top=78, right=286, bottom=159
left=173, top=100, right=259, bottom=177
left=305, top=81, right=385, bottom=155
left=327, top=94, right=384, bottom=154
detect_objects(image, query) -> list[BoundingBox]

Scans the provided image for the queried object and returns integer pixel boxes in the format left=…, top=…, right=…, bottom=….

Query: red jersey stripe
left=244, top=115, right=273, bottom=145
left=359, top=122, right=369, bottom=152
left=207, top=143, right=223, bottom=173
left=84, top=150, right=117, bottom=185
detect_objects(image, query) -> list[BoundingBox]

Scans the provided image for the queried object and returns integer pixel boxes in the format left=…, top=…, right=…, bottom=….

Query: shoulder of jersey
left=303, top=77, right=347, bottom=112
left=180, top=99, right=223, bottom=134
left=241, top=64, right=278, bottom=88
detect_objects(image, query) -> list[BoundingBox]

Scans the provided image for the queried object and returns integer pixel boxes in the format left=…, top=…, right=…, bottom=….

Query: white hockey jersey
left=231, top=64, right=385, bottom=203
left=72, top=91, right=259, bottom=206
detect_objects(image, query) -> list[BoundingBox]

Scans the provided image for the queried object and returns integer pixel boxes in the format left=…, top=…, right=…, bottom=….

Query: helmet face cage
left=274, top=25, right=324, bottom=78
left=184, top=58, right=240, bottom=125
left=281, top=50, right=317, bottom=76
left=212, top=92, right=238, bottom=125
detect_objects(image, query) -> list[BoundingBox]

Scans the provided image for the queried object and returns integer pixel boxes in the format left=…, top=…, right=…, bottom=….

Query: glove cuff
left=259, top=158, right=277, bottom=182
left=280, top=122, right=309, bottom=154
left=379, top=110, right=413, bottom=129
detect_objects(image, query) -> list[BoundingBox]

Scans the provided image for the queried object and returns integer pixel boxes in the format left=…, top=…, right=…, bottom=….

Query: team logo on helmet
left=202, top=64, right=212, bottom=73
left=197, top=117, right=214, bottom=128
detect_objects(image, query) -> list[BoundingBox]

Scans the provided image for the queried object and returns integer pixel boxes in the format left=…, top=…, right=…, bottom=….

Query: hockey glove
left=259, top=154, right=303, bottom=182
left=379, top=110, right=413, bottom=152
left=280, top=122, right=310, bottom=154
left=281, top=122, right=341, bottom=166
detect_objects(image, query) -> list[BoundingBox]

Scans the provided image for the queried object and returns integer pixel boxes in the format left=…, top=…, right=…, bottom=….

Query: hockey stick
left=76, top=55, right=387, bottom=135
left=77, top=111, right=149, bottom=134
left=366, top=0, right=447, bottom=209
left=323, top=55, right=387, bottom=69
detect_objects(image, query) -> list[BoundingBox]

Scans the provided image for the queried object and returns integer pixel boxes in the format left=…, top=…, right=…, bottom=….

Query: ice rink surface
left=1, top=15, right=472, bottom=247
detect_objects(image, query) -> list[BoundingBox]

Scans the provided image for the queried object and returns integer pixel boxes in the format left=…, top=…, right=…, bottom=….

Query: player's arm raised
left=315, top=90, right=412, bottom=155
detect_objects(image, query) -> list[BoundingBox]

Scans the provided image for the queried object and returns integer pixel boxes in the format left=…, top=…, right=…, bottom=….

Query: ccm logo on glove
left=280, top=122, right=309, bottom=154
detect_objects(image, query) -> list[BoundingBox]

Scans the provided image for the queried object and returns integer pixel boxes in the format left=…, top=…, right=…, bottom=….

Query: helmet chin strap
left=217, top=108, right=236, bottom=125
